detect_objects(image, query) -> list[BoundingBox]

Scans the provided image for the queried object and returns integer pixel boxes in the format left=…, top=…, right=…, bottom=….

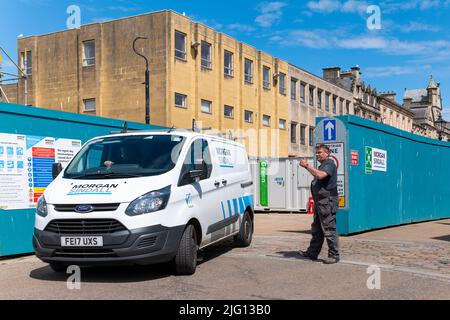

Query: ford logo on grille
left=75, top=205, right=94, bottom=213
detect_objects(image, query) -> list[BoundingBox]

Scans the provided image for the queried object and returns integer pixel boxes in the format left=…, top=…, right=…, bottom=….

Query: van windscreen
left=64, top=135, right=186, bottom=179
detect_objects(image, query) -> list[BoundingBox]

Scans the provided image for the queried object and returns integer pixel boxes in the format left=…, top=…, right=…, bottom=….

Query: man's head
left=315, top=144, right=330, bottom=163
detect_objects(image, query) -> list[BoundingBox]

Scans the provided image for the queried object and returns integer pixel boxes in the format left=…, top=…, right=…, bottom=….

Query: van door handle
left=222, top=179, right=227, bottom=186
left=214, top=181, right=220, bottom=188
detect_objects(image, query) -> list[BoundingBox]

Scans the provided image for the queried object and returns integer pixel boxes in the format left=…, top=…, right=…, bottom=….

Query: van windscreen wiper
left=68, top=172, right=143, bottom=179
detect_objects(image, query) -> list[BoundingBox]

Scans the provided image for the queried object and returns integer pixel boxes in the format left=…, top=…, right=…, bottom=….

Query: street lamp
left=132, top=37, right=150, bottom=125
left=435, top=114, right=446, bottom=141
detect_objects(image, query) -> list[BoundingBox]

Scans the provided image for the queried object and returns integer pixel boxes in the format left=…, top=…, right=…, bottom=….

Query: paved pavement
left=1, top=214, right=450, bottom=300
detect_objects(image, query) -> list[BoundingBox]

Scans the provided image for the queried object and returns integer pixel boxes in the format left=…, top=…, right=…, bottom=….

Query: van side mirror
left=52, top=163, right=63, bottom=179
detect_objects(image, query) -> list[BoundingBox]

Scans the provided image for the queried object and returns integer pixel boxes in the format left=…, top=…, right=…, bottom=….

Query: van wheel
left=49, top=262, right=67, bottom=273
left=234, top=211, right=253, bottom=247
left=174, top=224, right=198, bottom=275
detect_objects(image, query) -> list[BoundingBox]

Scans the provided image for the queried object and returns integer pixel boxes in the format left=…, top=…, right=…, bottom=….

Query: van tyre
left=49, top=262, right=67, bottom=273
left=174, top=224, right=198, bottom=275
left=234, top=211, right=253, bottom=247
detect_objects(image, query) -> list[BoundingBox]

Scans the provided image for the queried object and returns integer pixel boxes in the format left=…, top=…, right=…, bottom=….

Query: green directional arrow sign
left=365, top=146, right=373, bottom=174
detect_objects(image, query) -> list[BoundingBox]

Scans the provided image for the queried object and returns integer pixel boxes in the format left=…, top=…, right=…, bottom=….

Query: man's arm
left=299, top=160, right=329, bottom=180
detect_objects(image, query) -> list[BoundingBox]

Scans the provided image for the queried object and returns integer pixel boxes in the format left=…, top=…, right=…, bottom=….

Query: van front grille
left=45, top=219, right=127, bottom=235
left=53, top=203, right=120, bottom=212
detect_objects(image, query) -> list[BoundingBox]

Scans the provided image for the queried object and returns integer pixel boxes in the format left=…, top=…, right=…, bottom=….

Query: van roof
left=89, top=130, right=246, bottom=148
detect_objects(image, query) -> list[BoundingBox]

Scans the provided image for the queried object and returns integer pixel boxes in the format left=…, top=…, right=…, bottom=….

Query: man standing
left=299, top=144, right=340, bottom=264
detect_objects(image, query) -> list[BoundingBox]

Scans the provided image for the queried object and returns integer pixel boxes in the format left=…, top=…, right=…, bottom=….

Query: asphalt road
left=1, top=215, right=450, bottom=300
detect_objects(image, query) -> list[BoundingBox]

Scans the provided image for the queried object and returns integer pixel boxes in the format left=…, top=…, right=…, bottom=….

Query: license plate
left=61, top=236, right=103, bottom=247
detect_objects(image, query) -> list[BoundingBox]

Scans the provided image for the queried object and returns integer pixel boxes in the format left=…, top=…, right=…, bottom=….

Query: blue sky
left=1, top=0, right=450, bottom=118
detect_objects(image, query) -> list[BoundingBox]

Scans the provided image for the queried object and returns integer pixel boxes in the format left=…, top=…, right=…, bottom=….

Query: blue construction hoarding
left=315, top=115, right=450, bottom=235
left=0, top=102, right=166, bottom=256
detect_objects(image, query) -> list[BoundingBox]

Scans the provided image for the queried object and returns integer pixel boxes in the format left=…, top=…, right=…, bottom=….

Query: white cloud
left=364, top=65, right=431, bottom=78
left=226, top=24, right=256, bottom=33
left=255, top=2, right=287, bottom=27
left=270, top=28, right=450, bottom=58
left=380, top=0, right=448, bottom=13
left=399, top=21, right=440, bottom=33
left=307, top=0, right=341, bottom=13
left=341, top=0, right=369, bottom=13
left=107, top=6, right=141, bottom=12
left=307, top=0, right=369, bottom=13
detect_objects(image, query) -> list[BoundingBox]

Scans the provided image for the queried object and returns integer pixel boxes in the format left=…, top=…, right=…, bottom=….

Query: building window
left=318, top=90, right=322, bottom=110
left=224, top=105, right=234, bottom=118
left=244, top=59, right=253, bottom=83
left=279, top=73, right=286, bottom=95
left=290, top=78, right=297, bottom=100
left=244, top=110, right=253, bottom=123
left=346, top=101, right=350, bottom=114
left=325, top=93, right=330, bottom=111
left=263, top=66, right=271, bottom=89
left=300, top=83, right=306, bottom=103
left=333, top=96, right=337, bottom=114
left=201, top=41, right=212, bottom=69
left=175, top=31, right=186, bottom=60
left=224, top=50, right=234, bottom=77
left=279, top=119, right=286, bottom=130
left=290, top=122, right=297, bottom=143
left=309, top=127, right=314, bottom=146
left=263, top=114, right=271, bottom=127
left=83, top=98, right=96, bottom=112
left=175, top=93, right=187, bottom=108
left=309, top=86, right=314, bottom=107
left=21, top=51, right=32, bottom=75
left=82, top=40, right=95, bottom=66
left=300, top=124, right=306, bottom=145
left=201, top=99, right=212, bottom=114
left=339, top=99, right=344, bottom=115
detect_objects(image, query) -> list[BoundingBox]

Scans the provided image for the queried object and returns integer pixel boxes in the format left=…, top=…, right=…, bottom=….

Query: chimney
left=380, top=91, right=397, bottom=102
left=350, top=66, right=361, bottom=80
left=322, top=67, right=341, bottom=82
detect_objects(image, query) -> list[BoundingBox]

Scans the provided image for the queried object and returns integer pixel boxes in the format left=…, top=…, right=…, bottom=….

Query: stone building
left=11, top=10, right=290, bottom=157
left=404, top=77, right=449, bottom=140
left=288, top=64, right=353, bottom=157
left=322, top=66, right=421, bottom=134
left=378, top=91, right=414, bottom=132
left=3, top=9, right=447, bottom=159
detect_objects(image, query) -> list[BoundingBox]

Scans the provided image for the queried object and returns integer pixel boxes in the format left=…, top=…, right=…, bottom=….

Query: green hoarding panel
left=259, top=160, right=268, bottom=207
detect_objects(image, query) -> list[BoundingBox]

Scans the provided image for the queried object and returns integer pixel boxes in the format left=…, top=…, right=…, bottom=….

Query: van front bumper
left=33, top=224, right=185, bottom=266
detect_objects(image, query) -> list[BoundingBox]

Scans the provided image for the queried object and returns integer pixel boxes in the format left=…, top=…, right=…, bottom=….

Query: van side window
left=178, top=139, right=213, bottom=186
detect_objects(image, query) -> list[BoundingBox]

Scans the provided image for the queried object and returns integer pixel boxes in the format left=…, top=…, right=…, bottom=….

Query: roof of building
left=410, top=108, right=429, bottom=119
left=404, top=89, right=428, bottom=103
left=427, top=76, right=438, bottom=90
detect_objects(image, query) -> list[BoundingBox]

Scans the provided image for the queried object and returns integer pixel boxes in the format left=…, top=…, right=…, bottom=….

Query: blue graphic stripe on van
left=238, top=197, right=245, bottom=214
left=219, top=164, right=234, bottom=168
left=221, top=202, right=226, bottom=220
left=232, top=198, right=239, bottom=216
left=227, top=200, right=233, bottom=218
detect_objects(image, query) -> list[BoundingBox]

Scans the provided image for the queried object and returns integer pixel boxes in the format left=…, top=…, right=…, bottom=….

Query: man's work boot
left=298, top=250, right=318, bottom=261
left=322, top=256, right=340, bottom=264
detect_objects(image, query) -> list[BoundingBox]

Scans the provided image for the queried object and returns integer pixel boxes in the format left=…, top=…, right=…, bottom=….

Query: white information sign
left=0, top=133, right=82, bottom=210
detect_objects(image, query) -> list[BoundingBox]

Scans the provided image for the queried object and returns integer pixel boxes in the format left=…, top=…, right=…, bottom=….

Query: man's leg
left=306, top=206, right=325, bottom=259
left=321, top=207, right=339, bottom=259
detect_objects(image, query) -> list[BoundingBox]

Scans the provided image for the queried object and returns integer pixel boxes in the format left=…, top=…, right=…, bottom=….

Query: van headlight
left=125, top=185, right=171, bottom=216
left=36, top=196, right=48, bottom=218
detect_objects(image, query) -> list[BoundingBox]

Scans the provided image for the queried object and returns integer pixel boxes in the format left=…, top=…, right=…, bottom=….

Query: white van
left=33, top=131, right=254, bottom=275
